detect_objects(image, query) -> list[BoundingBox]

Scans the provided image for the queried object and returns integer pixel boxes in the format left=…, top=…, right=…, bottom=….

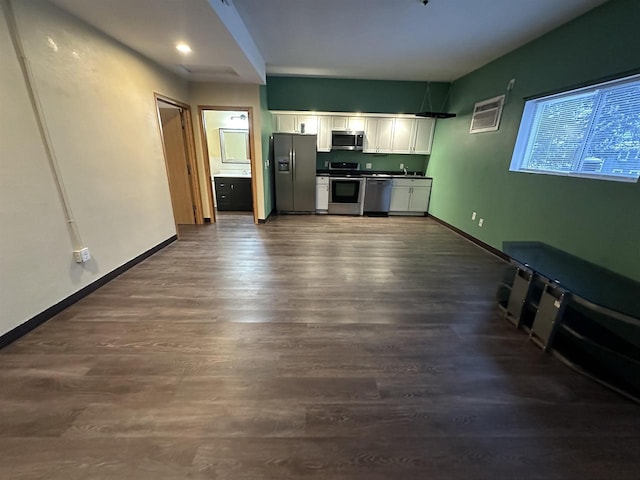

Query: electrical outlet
left=365, top=163, right=372, bottom=169
left=324, top=161, right=329, bottom=167
left=73, top=247, right=91, bottom=263
left=472, top=211, right=476, bottom=220
left=399, top=163, right=404, bottom=169
left=478, top=218, right=484, bottom=227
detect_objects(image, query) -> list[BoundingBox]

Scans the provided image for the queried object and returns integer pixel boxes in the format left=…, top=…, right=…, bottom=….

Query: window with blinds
left=510, top=74, right=640, bottom=182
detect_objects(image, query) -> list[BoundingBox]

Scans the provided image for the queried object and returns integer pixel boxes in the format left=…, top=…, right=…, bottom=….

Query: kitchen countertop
left=316, top=170, right=432, bottom=179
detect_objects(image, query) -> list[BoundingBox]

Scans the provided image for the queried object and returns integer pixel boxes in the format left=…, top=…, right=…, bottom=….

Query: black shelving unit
left=498, top=241, right=640, bottom=402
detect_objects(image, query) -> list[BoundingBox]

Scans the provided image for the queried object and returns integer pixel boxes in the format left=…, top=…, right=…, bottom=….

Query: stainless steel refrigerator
left=274, top=133, right=317, bottom=213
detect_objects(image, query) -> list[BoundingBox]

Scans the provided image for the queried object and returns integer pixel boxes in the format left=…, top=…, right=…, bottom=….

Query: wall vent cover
left=470, top=95, right=505, bottom=133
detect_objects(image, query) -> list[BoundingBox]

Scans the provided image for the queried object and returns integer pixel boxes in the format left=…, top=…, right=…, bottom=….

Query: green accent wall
left=266, top=77, right=450, bottom=114
left=265, top=76, right=449, bottom=175
left=259, top=85, right=274, bottom=218
left=427, top=0, right=640, bottom=281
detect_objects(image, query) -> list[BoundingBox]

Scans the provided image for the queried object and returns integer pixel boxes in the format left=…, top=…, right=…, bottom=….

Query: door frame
left=154, top=93, right=204, bottom=228
left=198, top=106, right=258, bottom=225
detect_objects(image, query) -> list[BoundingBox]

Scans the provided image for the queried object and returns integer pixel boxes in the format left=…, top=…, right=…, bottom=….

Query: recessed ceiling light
left=176, top=43, right=192, bottom=54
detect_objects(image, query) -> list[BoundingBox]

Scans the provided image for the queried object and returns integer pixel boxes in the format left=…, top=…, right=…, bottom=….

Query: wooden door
left=159, top=108, right=196, bottom=224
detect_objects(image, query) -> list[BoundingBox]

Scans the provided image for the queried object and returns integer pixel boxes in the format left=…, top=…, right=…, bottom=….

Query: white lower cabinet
left=389, top=186, right=412, bottom=212
left=408, top=186, right=431, bottom=212
left=389, top=178, right=432, bottom=215
left=316, top=176, right=329, bottom=213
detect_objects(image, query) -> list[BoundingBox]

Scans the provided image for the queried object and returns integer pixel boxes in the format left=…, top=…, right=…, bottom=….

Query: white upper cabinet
left=391, top=118, right=415, bottom=154
left=274, top=114, right=318, bottom=134
left=272, top=111, right=437, bottom=155
left=412, top=118, right=435, bottom=154
left=391, top=118, right=435, bottom=154
left=331, top=116, right=365, bottom=131
left=317, top=116, right=332, bottom=152
left=331, top=116, right=347, bottom=130
left=347, top=116, right=365, bottom=131
left=275, top=114, right=297, bottom=133
left=364, top=118, right=394, bottom=153
left=296, top=115, right=318, bottom=134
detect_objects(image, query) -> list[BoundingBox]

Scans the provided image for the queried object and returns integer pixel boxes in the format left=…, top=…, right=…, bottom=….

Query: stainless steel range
left=327, top=162, right=365, bottom=216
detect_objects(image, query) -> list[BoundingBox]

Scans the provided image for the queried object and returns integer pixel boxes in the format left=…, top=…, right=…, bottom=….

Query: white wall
left=189, top=82, right=265, bottom=219
left=0, top=0, right=188, bottom=337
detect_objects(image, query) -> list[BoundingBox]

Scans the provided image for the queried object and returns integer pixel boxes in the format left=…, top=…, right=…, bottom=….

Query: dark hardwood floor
left=1, top=215, right=638, bottom=479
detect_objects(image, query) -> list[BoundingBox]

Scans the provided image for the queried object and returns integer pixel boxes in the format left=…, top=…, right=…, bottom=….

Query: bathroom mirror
left=220, top=128, right=250, bottom=164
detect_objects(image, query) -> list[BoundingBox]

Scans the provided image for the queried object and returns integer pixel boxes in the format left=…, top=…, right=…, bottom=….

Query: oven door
left=330, top=178, right=361, bottom=203
left=328, top=178, right=364, bottom=215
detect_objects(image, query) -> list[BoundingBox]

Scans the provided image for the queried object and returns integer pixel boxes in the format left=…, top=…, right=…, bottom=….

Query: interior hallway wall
left=259, top=85, right=274, bottom=218
left=0, top=0, right=188, bottom=337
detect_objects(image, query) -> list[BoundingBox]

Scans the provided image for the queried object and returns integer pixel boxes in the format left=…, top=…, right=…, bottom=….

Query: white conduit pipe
left=2, top=0, right=84, bottom=251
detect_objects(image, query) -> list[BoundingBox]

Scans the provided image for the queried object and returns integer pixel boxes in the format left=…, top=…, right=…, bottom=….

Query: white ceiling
left=49, top=0, right=265, bottom=83
left=49, top=0, right=609, bottom=84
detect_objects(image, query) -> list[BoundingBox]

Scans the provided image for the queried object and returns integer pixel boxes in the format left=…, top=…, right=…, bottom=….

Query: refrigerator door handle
left=291, top=148, right=296, bottom=180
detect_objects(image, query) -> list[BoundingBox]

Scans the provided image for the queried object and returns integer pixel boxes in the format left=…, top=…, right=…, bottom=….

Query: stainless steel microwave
left=331, top=130, right=364, bottom=151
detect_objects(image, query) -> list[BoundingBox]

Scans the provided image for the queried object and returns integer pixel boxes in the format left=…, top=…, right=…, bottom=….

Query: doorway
left=156, top=96, right=203, bottom=226
left=199, top=106, right=257, bottom=224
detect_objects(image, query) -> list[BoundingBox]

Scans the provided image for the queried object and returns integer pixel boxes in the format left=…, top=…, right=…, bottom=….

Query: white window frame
left=509, top=73, right=640, bottom=183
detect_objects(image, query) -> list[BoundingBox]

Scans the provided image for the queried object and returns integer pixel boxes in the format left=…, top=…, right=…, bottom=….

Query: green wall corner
left=266, top=77, right=450, bottom=115
left=427, top=0, right=640, bottom=280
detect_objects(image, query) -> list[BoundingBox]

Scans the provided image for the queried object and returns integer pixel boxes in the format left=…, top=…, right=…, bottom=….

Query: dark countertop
left=316, top=169, right=432, bottom=179
left=214, top=174, right=252, bottom=179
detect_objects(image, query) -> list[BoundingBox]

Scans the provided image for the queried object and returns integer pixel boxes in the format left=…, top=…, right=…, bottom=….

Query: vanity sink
left=215, top=171, right=252, bottom=178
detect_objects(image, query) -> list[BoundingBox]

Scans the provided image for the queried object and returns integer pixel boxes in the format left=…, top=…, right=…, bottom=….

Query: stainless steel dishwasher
left=363, top=176, right=392, bottom=216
